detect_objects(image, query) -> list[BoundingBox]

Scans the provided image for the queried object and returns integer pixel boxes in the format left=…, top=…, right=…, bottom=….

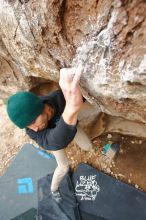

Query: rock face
left=0, top=0, right=146, bottom=125
left=72, top=0, right=146, bottom=123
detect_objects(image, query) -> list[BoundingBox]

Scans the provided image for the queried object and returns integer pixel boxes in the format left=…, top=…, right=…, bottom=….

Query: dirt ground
left=66, top=133, right=146, bottom=192
left=0, top=100, right=146, bottom=192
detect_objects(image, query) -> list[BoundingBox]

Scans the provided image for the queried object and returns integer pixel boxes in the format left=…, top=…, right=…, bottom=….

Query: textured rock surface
left=73, top=0, right=146, bottom=123
left=0, top=0, right=146, bottom=125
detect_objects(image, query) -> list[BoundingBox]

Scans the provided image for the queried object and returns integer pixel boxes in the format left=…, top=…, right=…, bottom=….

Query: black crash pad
left=38, top=163, right=146, bottom=220
left=37, top=173, right=81, bottom=220
left=11, top=208, right=37, bottom=220
left=0, top=143, right=57, bottom=220
left=72, top=163, right=146, bottom=220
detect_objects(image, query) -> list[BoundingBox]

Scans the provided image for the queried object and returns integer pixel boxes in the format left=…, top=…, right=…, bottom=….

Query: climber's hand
left=59, top=66, right=83, bottom=113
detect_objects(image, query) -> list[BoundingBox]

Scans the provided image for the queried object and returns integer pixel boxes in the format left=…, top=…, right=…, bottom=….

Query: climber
left=6, top=67, right=93, bottom=203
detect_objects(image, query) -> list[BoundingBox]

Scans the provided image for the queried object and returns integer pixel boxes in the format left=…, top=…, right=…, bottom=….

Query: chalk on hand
left=74, top=65, right=83, bottom=79
left=71, top=66, right=83, bottom=89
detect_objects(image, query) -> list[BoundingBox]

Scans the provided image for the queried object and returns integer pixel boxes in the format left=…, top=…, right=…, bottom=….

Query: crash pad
left=38, top=163, right=146, bottom=220
left=73, top=163, right=146, bottom=220
left=37, top=173, right=81, bottom=220
left=0, top=143, right=57, bottom=220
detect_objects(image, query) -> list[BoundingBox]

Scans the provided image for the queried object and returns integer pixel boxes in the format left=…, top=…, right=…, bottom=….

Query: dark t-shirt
left=26, top=90, right=77, bottom=151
